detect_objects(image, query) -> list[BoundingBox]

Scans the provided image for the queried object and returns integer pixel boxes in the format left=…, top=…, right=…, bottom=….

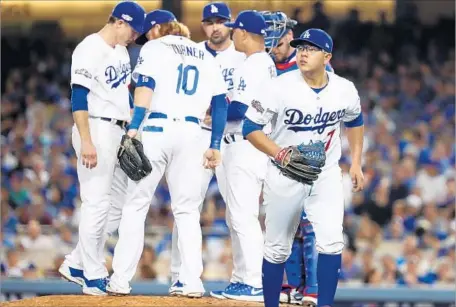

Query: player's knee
left=229, top=214, right=256, bottom=233
left=264, top=244, right=292, bottom=264
left=314, top=224, right=344, bottom=254
left=316, top=237, right=344, bottom=254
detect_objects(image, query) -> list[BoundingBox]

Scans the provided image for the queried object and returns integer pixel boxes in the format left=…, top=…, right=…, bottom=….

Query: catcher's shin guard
left=284, top=237, right=304, bottom=288
left=301, top=217, right=318, bottom=294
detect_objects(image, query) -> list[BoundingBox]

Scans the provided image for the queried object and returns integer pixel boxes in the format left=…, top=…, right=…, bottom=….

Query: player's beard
left=209, top=31, right=229, bottom=46
left=275, top=45, right=291, bottom=63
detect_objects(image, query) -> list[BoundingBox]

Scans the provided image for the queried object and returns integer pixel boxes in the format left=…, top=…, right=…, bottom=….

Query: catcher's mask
left=260, top=11, right=297, bottom=52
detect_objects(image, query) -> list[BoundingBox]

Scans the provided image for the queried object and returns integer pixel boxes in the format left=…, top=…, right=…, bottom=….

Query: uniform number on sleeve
left=325, top=129, right=336, bottom=151
left=176, top=64, right=200, bottom=96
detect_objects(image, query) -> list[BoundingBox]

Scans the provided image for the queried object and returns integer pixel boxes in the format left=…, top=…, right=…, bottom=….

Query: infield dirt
left=3, top=295, right=264, bottom=307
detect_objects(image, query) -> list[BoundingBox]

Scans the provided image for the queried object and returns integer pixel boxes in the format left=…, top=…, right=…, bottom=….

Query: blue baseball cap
left=135, top=9, right=177, bottom=45
left=202, top=2, right=231, bottom=21
left=290, top=28, right=333, bottom=53
left=225, top=10, right=267, bottom=36
left=111, top=1, right=146, bottom=34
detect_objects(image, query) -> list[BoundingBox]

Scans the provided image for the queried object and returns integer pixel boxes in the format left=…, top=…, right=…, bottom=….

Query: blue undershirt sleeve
left=71, top=84, right=89, bottom=112
left=242, top=118, right=264, bottom=138
left=136, top=74, right=156, bottom=90
left=344, top=113, right=364, bottom=128
left=210, top=94, right=228, bottom=150
left=227, top=101, right=248, bottom=122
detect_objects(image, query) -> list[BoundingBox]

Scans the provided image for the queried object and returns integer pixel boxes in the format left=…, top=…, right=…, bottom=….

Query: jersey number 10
left=176, top=64, right=200, bottom=96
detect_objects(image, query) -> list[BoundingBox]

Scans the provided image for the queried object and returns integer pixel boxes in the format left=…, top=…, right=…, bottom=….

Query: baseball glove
left=273, top=141, right=326, bottom=185
left=117, top=135, right=152, bottom=181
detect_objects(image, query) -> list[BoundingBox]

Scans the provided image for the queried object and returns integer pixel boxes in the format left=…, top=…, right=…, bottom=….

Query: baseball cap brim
left=290, top=38, right=327, bottom=51
left=135, top=34, right=148, bottom=46
left=202, top=14, right=230, bottom=22
left=224, top=21, right=237, bottom=28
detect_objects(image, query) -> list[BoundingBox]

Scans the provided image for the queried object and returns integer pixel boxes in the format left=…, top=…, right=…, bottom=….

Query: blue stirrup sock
left=317, top=253, right=342, bottom=306
left=263, top=258, right=285, bottom=307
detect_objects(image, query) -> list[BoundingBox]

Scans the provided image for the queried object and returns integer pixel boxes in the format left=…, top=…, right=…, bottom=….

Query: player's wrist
left=274, top=147, right=291, bottom=166
left=81, top=137, right=94, bottom=145
left=350, top=162, right=362, bottom=169
left=209, top=140, right=221, bottom=151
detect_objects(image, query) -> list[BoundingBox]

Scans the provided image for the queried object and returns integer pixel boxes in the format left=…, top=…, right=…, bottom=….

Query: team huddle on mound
left=60, top=2, right=365, bottom=307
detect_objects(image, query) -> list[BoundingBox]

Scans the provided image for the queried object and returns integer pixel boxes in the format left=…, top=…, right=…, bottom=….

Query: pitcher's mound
left=3, top=295, right=264, bottom=307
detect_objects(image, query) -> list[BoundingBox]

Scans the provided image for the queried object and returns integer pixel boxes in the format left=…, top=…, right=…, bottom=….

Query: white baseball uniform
left=245, top=70, right=361, bottom=263
left=110, top=35, right=226, bottom=293
left=221, top=52, right=276, bottom=288
left=64, top=33, right=131, bottom=280
left=169, top=40, right=245, bottom=284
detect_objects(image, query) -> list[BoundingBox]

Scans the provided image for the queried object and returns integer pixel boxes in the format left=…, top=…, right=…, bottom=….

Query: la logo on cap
left=325, top=43, right=329, bottom=48
left=122, top=14, right=133, bottom=21
left=210, top=4, right=218, bottom=13
left=239, top=22, right=244, bottom=27
left=303, top=30, right=310, bottom=39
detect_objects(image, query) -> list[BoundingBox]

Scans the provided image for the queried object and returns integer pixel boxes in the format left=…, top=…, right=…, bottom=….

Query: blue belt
left=148, top=112, right=199, bottom=124
left=144, top=112, right=199, bottom=133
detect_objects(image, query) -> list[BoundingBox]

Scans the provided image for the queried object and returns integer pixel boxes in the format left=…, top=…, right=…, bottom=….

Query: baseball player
left=205, top=6, right=276, bottom=301
left=57, top=1, right=146, bottom=296
left=168, top=2, right=249, bottom=298
left=242, top=29, right=364, bottom=307
left=261, top=11, right=335, bottom=306
left=107, top=16, right=228, bottom=297
left=201, top=10, right=276, bottom=302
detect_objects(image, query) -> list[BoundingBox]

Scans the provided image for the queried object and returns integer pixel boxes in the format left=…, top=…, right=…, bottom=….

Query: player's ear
left=324, top=52, right=332, bottom=64
left=286, top=29, right=293, bottom=40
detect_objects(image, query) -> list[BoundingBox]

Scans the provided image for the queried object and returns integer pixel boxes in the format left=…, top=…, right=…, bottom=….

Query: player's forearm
left=245, top=130, right=281, bottom=158
left=133, top=86, right=153, bottom=109
left=73, top=111, right=92, bottom=143
left=346, top=125, right=364, bottom=166
left=210, top=94, right=228, bottom=150
left=71, top=84, right=92, bottom=143
left=243, top=118, right=281, bottom=157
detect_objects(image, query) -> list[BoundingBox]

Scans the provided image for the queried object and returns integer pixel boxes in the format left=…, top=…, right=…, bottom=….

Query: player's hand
left=203, top=149, right=221, bottom=169
left=81, top=140, right=97, bottom=169
left=350, top=164, right=364, bottom=192
left=127, top=129, right=138, bottom=139
left=203, top=114, right=212, bottom=126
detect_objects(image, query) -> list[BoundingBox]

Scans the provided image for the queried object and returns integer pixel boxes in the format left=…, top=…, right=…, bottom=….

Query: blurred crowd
left=1, top=3, right=455, bottom=288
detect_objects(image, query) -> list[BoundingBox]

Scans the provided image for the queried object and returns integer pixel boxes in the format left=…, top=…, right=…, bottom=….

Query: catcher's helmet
left=260, top=11, right=297, bottom=50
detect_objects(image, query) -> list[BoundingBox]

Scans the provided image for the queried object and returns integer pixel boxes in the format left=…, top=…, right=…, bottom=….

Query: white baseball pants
left=263, top=164, right=345, bottom=265
left=111, top=116, right=208, bottom=293
left=172, top=131, right=267, bottom=288
left=65, top=118, right=126, bottom=280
